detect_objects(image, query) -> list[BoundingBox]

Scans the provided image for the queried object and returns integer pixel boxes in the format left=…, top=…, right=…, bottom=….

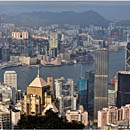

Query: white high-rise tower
left=4, top=71, right=17, bottom=90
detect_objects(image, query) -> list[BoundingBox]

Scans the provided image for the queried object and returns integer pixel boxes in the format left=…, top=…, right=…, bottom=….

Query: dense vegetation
left=16, top=109, right=85, bottom=129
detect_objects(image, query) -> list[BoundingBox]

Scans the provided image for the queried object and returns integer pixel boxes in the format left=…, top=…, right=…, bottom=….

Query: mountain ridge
left=2, top=10, right=111, bottom=27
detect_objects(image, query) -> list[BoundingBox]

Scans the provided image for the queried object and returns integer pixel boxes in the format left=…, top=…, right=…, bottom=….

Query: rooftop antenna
left=37, top=65, right=40, bottom=77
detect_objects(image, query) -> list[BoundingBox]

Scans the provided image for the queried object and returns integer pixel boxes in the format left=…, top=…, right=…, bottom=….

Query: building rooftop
left=4, top=71, right=17, bottom=74
left=29, top=74, right=47, bottom=88
left=118, top=71, right=130, bottom=74
left=96, top=48, right=108, bottom=51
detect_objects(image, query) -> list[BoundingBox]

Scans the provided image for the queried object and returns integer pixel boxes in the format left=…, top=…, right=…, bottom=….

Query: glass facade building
left=86, top=71, right=95, bottom=120
left=94, top=48, right=109, bottom=120
left=77, top=78, right=88, bottom=111
left=116, top=71, right=130, bottom=107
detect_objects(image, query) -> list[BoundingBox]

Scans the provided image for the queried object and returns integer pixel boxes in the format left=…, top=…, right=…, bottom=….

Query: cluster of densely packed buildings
left=98, top=105, right=130, bottom=129
left=0, top=69, right=89, bottom=129
left=1, top=22, right=130, bottom=129
left=0, top=45, right=129, bottom=129
left=0, top=22, right=128, bottom=67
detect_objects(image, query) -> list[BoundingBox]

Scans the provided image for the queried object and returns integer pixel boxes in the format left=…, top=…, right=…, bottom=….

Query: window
left=27, top=103, right=30, bottom=114
left=35, top=104, right=39, bottom=114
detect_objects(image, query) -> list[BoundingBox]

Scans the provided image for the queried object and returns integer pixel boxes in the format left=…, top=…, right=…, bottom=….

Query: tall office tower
left=85, top=71, right=95, bottom=120
left=49, top=32, right=58, bottom=49
left=94, top=48, right=109, bottom=120
left=125, top=42, right=130, bottom=71
left=49, top=32, right=62, bottom=57
left=4, top=71, right=17, bottom=90
left=116, top=71, right=130, bottom=107
left=77, top=78, right=88, bottom=111
left=55, top=77, right=76, bottom=116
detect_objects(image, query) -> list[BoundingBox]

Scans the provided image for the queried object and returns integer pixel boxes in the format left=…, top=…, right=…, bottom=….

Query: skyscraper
left=4, top=71, right=17, bottom=90
left=77, top=78, right=88, bottom=111
left=125, top=42, right=130, bottom=71
left=49, top=32, right=62, bottom=58
left=94, top=48, right=109, bottom=120
left=55, top=77, right=76, bottom=116
left=116, top=71, right=130, bottom=107
left=86, top=71, right=95, bottom=120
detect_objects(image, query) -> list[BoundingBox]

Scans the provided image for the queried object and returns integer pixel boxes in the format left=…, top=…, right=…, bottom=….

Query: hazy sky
left=0, top=1, right=130, bottom=21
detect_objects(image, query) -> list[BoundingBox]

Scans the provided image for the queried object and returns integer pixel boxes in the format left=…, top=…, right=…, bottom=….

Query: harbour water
left=0, top=49, right=125, bottom=90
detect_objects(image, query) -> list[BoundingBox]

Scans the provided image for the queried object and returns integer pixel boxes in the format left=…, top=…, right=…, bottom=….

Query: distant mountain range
left=1, top=10, right=111, bottom=27
left=1, top=10, right=130, bottom=27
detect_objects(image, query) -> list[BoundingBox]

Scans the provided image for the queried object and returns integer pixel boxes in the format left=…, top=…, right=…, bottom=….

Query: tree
left=17, top=109, right=84, bottom=129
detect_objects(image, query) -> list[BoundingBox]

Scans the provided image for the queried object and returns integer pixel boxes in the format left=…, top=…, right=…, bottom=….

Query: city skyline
left=0, top=1, right=129, bottom=129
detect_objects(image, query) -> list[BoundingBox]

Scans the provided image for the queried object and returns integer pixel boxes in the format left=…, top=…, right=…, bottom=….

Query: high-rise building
left=12, top=32, right=29, bottom=40
left=85, top=71, right=95, bottom=120
left=0, top=83, right=15, bottom=103
left=77, top=78, right=88, bottom=111
left=4, top=71, right=17, bottom=90
left=108, top=90, right=116, bottom=106
left=55, top=77, right=76, bottom=115
left=11, top=109, right=20, bottom=128
left=116, top=71, right=130, bottom=107
left=0, top=110, right=11, bottom=129
left=49, top=32, right=58, bottom=49
left=21, top=70, right=50, bottom=115
left=98, top=104, right=130, bottom=129
left=125, top=42, right=130, bottom=71
left=50, top=48, right=58, bottom=58
left=49, top=32, right=62, bottom=57
left=94, top=48, right=109, bottom=120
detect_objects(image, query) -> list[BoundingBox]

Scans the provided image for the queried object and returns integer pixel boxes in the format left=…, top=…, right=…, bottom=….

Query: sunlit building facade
left=4, top=71, right=17, bottom=90
left=21, top=72, right=50, bottom=115
left=12, top=32, right=29, bottom=39
left=94, top=48, right=109, bottom=120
